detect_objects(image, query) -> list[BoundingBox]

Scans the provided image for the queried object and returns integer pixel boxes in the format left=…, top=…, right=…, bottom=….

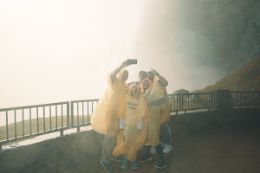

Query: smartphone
left=128, top=59, right=137, bottom=65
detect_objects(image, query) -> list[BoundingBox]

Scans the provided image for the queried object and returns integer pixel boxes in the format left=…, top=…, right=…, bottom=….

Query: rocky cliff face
left=205, top=57, right=260, bottom=90
left=192, top=0, right=260, bottom=70
left=136, top=0, right=260, bottom=75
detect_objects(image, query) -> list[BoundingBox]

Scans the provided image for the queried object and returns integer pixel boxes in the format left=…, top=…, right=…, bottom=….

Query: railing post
left=43, top=106, right=46, bottom=133
left=60, top=129, right=64, bottom=137
left=6, top=110, right=9, bottom=141
left=187, top=94, right=190, bottom=110
left=258, top=91, right=260, bottom=106
left=71, top=102, right=74, bottom=128
left=67, top=102, right=70, bottom=128
left=215, top=89, right=233, bottom=111
left=87, top=101, right=90, bottom=124
left=77, top=102, right=79, bottom=128
left=22, top=109, right=25, bottom=137
left=181, top=94, right=184, bottom=111
left=14, top=110, right=17, bottom=139
left=208, top=92, right=212, bottom=111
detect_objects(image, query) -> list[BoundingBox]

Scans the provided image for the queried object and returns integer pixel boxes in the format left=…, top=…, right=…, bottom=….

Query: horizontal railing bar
left=0, top=101, right=70, bottom=112
left=71, top=122, right=91, bottom=128
left=71, top=99, right=98, bottom=103
left=231, top=90, right=260, bottom=93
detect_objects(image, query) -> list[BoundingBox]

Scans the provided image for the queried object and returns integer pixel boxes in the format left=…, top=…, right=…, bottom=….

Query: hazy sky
left=0, top=0, right=225, bottom=108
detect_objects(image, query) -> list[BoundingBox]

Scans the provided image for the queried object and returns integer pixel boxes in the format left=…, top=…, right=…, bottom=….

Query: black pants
left=160, top=121, right=173, bottom=145
left=101, top=135, right=116, bottom=161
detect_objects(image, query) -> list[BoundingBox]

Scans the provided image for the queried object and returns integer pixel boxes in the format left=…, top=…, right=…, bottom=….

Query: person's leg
left=120, top=155, right=128, bottom=169
left=101, top=135, right=116, bottom=161
left=160, top=121, right=173, bottom=153
left=160, top=121, right=173, bottom=145
left=150, top=145, right=156, bottom=154
left=154, top=144, right=167, bottom=169
left=139, top=145, right=152, bottom=162
left=130, top=160, right=140, bottom=170
left=120, top=156, right=140, bottom=170
left=100, top=135, right=116, bottom=173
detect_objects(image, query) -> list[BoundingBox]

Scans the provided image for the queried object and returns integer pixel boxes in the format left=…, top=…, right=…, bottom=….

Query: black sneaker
left=120, top=158, right=128, bottom=169
left=100, top=160, right=114, bottom=173
left=139, top=145, right=152, bottom=162
left=154, top=159, right=167, bottom=169
left=139, top=155, right=152, bottom=162
left=110, top=156, right=123, bottom=162
left=131, top=160, right=140, bottom=170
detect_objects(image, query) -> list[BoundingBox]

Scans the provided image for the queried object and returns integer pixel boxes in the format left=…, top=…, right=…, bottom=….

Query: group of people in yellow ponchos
left=91, top=59, right=172, bottom=173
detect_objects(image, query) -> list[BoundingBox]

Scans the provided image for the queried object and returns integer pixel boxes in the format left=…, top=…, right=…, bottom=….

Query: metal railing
left=70, top=99, right=98, bottom=131
left=231, top=91, right=260, bottom=108
left=1, top=90, right=260, bottom=146
left=169, top=92, right=215, bottom=113
left=0, top=102, right=69, bottom=144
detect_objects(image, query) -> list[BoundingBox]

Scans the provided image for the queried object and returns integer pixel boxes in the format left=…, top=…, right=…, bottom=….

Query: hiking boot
left=154, top=159, right=167, bottom=169
left=130, top=160, right=140, bottom=170
left=100, top=160, right=114, bottom=173
left=120, top=158, right=128, bottom=169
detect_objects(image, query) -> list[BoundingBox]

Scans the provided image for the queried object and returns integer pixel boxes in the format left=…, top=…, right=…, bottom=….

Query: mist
left=1, top=0, right=259, bottom=108
left=132, top=0, right=260, bottom=92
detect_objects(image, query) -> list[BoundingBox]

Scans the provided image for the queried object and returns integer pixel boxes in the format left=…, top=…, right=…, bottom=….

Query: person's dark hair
left=147, top=71, right=155, bottom=81
left=138, top=71, right=147, bottom=82
left=138, top=71, right=147, bottom=76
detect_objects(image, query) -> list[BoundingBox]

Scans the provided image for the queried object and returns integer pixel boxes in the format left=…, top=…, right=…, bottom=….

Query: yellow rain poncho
left=158, top=90, right=171, bottom=124
left=112, top=91, right=148, bottom=161
left=91, top=70, right=127, bottom=136
left=144, top=76, right=171, bottom=146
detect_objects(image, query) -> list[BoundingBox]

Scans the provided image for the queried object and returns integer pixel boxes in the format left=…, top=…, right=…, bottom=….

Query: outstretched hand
left=122, top=59, right=137, bottom=67
left=110, top=59, right=137, bottom=84
left=151, top=68, right=159, bottom=76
